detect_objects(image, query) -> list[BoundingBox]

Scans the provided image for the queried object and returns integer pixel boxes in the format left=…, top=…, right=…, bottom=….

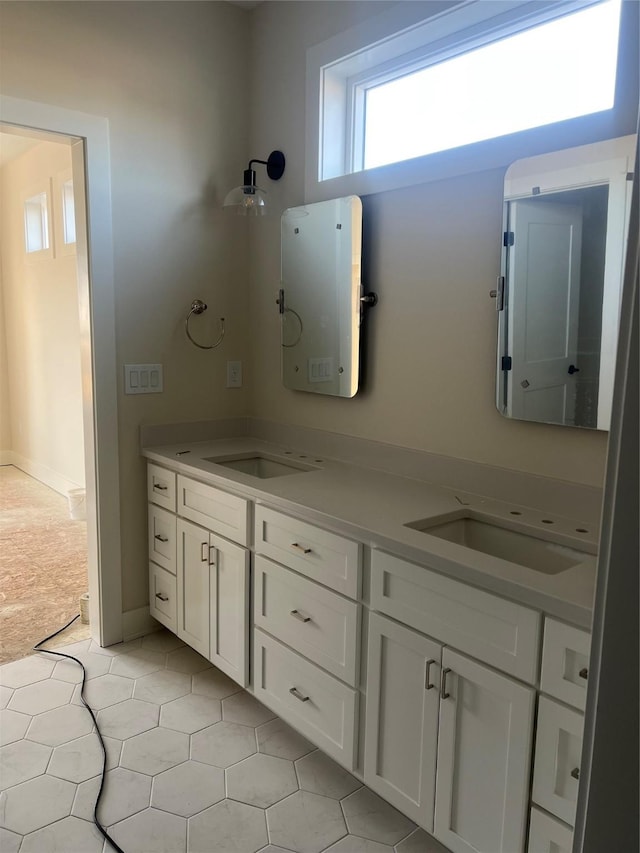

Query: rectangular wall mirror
left=496, top=135, right=636, bottom=430
left=280, top=196, right=364, bottom=398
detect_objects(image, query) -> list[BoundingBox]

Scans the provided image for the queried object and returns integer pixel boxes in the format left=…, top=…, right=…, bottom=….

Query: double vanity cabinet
left=145, top=453, right=593, bottom=853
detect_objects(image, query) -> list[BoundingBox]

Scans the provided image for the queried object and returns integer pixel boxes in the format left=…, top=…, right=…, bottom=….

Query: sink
left=405, top=513, right=587, bottom=575
left=203, top=452, right=319, bottom=479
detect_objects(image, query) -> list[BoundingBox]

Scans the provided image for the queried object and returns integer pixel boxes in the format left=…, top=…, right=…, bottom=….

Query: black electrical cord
left=33, top=614, right=126, bottom=853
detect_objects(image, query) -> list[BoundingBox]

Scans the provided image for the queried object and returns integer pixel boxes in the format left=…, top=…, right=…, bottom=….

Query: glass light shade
left=223, top=184, right=268, bottom=215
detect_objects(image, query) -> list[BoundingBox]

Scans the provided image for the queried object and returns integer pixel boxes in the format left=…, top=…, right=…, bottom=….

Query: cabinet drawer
left=177, top=475, right=249, bottom=546
left=371, top=550, right=540, bottom=683
left=148, top=464, right=176, bottom=511
left=149, top=563, right=177, bottom=632
left=254, top=556, right=360, bottom=686
left=148, top=505, right=177, bottom=575
left=540, top=618, right=590, bottom=711
left=254, top=629, right=358, bottom=770
left=528, top=807, right=573, bottom=853
left=254, top=505, right=361, bottom=598
left=532, top=697, right=584, bottom=827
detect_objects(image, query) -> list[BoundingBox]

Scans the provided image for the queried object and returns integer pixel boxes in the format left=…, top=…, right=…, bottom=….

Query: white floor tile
left=81, top=673, right=134, bottom=710
left=227, top=752, right=298, bottom=808
left=110, top=648, right=167, bottom=679
left=257, top=718, right=315, bottom=761
left=222, top=691, right=276, bottom=727
left=120, top=726, right=189, bottom=776
left=151, top=759, right=225, bottom=817
left=295, top=750, right=361, bottom=800
left=0, top=827, right=22, bottom=853
left=26, top=703, right=94, bottom=746
left=166, top=646, right=212, bottom=674
left=140, top=630, right=185, bottom=654
left=110, top=807, right=187, bottom=853
left=73, top=766, right=152, bottom=826
left=7, top=678, right=73, bottom=715
left=96, top=698, right=159, bottom=739
left=0, top=709, right=31, bottom=746
left=342, top=788, right=416, bottom=847
left=395, top=828, right=451, bottom=852
left=0, top=738, right=51, bottom=788
left=0, top=655, right=55, bottom=689
left=160, top=692, right=222, bottom=734
left=325, top=837, right=394, bottom=853
left=19, top=815, right=105, bottom=853
left=191, top=721, right=257, bottom=768
left=133, top=668, right=192, bottom=704
left=267, top=790, right=347, bottom=853
left=191, top=666, right=242, bottom=699
left=48, top=732, right=106, bottom=783
left=0, top=773, right=76, bottom=834
left=188, top=799, right=268, bottom=853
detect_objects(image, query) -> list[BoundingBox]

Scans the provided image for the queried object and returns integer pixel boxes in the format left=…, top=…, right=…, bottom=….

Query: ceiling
left=0, top=133, right=41, bottom=167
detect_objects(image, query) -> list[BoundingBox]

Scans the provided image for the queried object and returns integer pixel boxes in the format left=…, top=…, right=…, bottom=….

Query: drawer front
left=147, top=464, right=176, bottom=511
left=532, top=697, right=584, bottom=826
left=528, top=807, right=573, bottom=853
left=148, top=505, right=177, bottom=575
left=371, top=550, right=541, bottom=683
left=254, top=629, right=358, bottom=770
left=177, top=475, right=249, bottom=546
left=254, top=505, right=361, bottom=598
left=254, top=556, right=360, bottom=686
left=540, top=618, right=590, bottom=711
left=149, top=563, right=177, bottom=632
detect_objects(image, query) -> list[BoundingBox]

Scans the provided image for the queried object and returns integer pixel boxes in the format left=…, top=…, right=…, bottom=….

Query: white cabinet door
left=176, top=518, right=210, bottom=658
left=434, top=648, right=534, bottom=853
left=364, top=613, right=441, bottom=829
left=209, top=532, right=249, bottom=687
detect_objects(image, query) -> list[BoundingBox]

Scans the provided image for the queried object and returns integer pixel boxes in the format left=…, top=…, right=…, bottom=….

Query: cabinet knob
left=290, top=609, right=311, bottom=623
left=291, top=542, right=312, bottom=555
left=289, top=686, right=310, bottom=703
left=571, top=767, right=580, bottom=780
left=579, top=667, right=588, bottom=680
left=155, top=592, right=169, bottom=602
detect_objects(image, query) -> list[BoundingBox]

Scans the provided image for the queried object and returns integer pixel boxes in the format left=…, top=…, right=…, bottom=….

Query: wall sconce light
left=223, top=150, right=286, bottom=215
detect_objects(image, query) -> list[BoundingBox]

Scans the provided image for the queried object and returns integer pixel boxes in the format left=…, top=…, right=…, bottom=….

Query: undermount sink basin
left=405, top=513, right=586, bottom=575
left=203, top=452, right=318, bottom=479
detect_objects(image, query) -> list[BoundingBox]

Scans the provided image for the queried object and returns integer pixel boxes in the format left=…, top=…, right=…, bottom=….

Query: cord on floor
left=34, top=614, right=127, bottom=853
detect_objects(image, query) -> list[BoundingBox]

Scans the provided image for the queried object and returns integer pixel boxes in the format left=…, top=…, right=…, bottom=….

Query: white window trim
left=305, top=0, right=637, bottom=203
left=23, top=181, right=53, bottom=261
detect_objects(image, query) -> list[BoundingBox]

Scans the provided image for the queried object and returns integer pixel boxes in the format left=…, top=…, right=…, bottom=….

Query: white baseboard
left=122, top=606, right=160, bottom=642
left=3, top=451, right=83, bottom=497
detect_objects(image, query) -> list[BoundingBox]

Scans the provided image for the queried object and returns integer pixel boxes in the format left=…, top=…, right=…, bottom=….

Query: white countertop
left=143, top=436, right=597, bottom=628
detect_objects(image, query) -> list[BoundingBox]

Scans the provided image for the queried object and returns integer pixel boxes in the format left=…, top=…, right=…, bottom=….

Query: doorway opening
left=0, top=128, right=91, bottom=662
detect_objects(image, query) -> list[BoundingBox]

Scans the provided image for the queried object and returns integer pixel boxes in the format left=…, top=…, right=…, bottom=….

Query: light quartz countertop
left=143, top=437, right=597, bottom=628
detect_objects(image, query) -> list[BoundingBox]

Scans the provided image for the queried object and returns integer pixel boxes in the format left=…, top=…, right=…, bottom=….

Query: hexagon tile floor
left=0, top=629, right=449, bottom=853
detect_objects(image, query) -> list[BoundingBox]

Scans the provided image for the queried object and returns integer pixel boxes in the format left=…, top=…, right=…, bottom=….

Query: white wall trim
left=122, top=606, right=159, bottom=642
left=0, top=95, right=123, bottom=648
left=2, top=451, right=83, bottom=497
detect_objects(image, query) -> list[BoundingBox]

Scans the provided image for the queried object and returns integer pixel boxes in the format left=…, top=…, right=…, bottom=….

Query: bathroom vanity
left=143, top=436, right=595, bottom=853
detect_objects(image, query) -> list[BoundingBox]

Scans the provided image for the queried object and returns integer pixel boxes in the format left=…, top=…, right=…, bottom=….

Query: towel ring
left=185, top=299, right=225, bottom=350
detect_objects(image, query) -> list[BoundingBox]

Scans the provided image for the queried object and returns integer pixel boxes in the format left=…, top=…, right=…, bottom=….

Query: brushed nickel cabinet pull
left=155, top=593, right=169, bottom=602
left=154, top=534, right=169, bottom=543
left=201, top=542, right=208, bottom=562
left=290, top=609, right=311, bottom=623
left=153, top=483, right=168, bottom=491
left=571, top=767, right=580, bottom=780
left=579, top=667, right=588, bottom=680
left=209, top=545, right=216, bottom=567
left=425, top=659, right=436, bottom=690
left=441, top=667, right=452, bottom=699
left=289, top=686, right=310, bottom=703
left=291, top=542, right=312, bottom=555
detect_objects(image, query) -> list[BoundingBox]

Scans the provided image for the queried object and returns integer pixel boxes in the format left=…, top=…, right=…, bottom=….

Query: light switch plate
left=124, top=363, right=163, bottom=394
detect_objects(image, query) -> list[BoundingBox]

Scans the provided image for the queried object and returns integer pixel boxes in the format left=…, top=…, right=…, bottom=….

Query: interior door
left=506, top=199, right=583, bottom=424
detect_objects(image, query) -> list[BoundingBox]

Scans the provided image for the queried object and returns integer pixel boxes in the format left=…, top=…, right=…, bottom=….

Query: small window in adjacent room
left=24, top=192, right=50, bottom=254
left=62, top=179, right=76, bottom=245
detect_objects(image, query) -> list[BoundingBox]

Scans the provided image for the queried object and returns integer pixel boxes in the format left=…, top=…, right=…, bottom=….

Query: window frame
left=305, top=0, right=638, bottom=203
